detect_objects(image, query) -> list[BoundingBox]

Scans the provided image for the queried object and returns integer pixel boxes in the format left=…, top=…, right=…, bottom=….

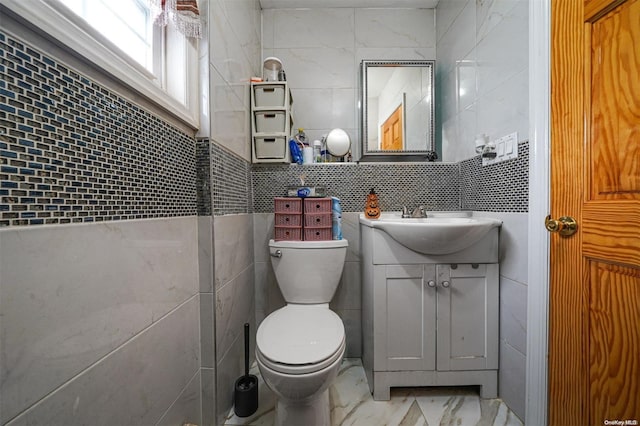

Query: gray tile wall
left=0, top=31, right=197, bottom=227
left=0, top=28, right=201, bottom=426
left=0, top=218, right=200, bottom=425
left=202, top=139, right=255, bottom=426
left=214, top=214, right=255, bottom=425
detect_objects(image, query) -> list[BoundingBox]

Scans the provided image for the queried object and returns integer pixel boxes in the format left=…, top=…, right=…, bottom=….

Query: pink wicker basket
left=303, top=198, right=332, bottom=213
left=275, top=226, right=303, bottom=241
left=304, top=227, right=332, bottom=241
left=275, top=213, right=302, bottom=227
left=304, top=213, right=332, bottom=227
left=274, top=197, right=303, bottom=214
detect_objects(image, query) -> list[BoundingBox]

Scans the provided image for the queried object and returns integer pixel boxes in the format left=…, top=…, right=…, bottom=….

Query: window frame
left=1, top=0, right=200, bottom=129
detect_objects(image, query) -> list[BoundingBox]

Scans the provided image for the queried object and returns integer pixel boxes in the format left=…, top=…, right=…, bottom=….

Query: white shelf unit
left=251, top=82, right=293, bottom=163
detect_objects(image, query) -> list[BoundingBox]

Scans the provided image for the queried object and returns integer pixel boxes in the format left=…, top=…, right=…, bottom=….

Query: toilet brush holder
left=234, top=323, right=258, bottom=417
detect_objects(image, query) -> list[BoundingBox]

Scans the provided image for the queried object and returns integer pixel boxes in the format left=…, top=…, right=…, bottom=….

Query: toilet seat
left=256, top=304, right=345, bottom=375
left=257, top=338, right=345, bottom=375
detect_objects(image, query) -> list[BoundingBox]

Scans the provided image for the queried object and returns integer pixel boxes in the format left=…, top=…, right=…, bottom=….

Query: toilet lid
left=257, top=305, right=345, bottom=366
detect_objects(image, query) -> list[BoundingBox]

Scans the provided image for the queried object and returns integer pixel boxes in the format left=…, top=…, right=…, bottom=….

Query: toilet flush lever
left=270, top=249, right=282, bottom=258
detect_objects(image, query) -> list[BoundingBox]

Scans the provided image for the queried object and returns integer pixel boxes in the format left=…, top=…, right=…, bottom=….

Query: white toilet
left=256, top=239, right=349, bottom=426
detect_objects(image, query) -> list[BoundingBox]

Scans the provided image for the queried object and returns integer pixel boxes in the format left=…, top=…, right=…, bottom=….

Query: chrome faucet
left=401, top=205, right=428, bottom=218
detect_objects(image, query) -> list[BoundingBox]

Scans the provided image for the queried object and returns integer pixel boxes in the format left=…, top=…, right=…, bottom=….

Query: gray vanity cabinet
left=436, top=263, right=499, bottom=372
left=367, top=262, right=499, bottom=400
left=374, top=264, right=437, bottom=372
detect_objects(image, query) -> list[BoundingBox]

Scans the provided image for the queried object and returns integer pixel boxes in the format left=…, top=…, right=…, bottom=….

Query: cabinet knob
left=427, top=280, right=436, bottom=288
left=441, top=280, right=450, bottom=288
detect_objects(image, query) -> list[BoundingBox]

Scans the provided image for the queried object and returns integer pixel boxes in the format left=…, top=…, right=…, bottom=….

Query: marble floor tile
left=224, top=359, right=523, bottom=426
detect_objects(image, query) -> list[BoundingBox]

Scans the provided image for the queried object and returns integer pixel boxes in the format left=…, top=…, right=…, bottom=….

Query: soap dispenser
left=364, top=188, right=381, bottom=219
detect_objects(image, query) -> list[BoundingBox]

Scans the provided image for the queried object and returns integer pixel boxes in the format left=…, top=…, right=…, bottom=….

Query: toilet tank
left=269, top=239, right=348, bottom=304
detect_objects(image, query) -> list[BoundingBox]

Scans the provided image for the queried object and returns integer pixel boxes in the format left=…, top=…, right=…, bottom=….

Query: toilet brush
left=234, top=323, right=258, bottom=417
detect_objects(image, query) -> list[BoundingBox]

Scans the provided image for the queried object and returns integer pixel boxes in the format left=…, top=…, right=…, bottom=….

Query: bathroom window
left=57, top=0, right=156, bottom=72
left=2, top=0, right=199, bottom=127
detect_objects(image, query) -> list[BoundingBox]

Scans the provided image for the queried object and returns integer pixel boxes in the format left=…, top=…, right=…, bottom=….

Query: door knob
left=545, top=215, right=578, bottom=236
left=427, top=280, right=436, bottom=288
left=441, top=280, right=450, bottom=288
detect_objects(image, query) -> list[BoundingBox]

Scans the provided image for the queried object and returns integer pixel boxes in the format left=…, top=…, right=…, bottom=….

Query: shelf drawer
left=275, top=226, right=302, bottom=241
left=275, top=213, right=302, bottom=227
left=304, top=227, right=332, bottom=241
left=274, top=197, right=302, bottom=214
left=304, top=213, right=332, bottom=227
left=254, top=111, right=286, bottom=133
left=255, top=136, right=287, bottom=159
left=253, top=84, right=286, bottom=107
left=304, top=198, right=332, bottom=213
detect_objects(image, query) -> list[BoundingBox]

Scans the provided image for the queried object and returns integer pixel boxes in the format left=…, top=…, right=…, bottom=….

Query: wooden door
left=380, top=104, right=403, bottom=150
left=550, top=0, right=640, bottom=424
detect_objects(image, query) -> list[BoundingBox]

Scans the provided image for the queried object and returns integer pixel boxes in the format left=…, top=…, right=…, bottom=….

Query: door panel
left=551, top=0, right=640, bottom=424
left=589, top=262, right=640, bottom=421
left=380, top=104, right=403, bottom=150
left=381, top=264, right=436, bottom=371
left=589, top=0, right=640, bottom=200
left=436, top=264, right=499, bottom=371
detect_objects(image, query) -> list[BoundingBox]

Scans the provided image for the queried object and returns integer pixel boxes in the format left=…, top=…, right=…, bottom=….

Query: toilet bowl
left=256, top=239, right=348, bottom=426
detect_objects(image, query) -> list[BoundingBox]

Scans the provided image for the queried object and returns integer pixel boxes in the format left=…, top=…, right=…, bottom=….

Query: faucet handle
left=401, top=206, right=410, bottom=218
left=411, top=205, right=427, bottom=218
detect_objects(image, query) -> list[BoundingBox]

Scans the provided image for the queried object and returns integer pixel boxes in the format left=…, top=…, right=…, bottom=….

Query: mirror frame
left=359, top=59, right=436, bottom=162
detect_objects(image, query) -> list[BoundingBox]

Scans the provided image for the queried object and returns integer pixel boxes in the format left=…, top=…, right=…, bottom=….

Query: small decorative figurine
left=364, top=188, right=381, bottom=219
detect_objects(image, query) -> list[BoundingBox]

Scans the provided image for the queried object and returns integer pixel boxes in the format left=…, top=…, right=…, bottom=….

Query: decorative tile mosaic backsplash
left=210, top=141, right=252, bottom=215
left=0, top=31, right=197, bottom=227
left=252, top=141, right=529, bottom=214
left=196, top=139, right=211, bottom=216
left=460, top=141, right=529, bottom=212
left=252, top=163, right=461, bottom=213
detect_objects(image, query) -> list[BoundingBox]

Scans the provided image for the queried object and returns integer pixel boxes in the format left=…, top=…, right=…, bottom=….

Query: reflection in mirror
left=360, top=60, right=436, bottom=161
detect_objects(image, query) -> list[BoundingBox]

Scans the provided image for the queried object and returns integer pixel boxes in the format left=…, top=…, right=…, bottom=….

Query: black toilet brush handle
left=244, top=322, right=250, bottom=377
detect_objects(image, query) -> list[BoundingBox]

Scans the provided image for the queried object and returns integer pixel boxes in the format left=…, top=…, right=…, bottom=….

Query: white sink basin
left=359, top=212, right=502, bottom=255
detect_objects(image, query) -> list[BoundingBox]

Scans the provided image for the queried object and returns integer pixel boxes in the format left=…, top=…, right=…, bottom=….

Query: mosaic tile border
left=251, top=142, right=529, bottom=214
left=460, top=141, right=529, bottom=213
left=0, top=31, right=197, bottom=227
left=196, top=139, right=211, bottom=216
left=251, top=162, right=461, bottom=213
left=210, top=141, right=252, bottom=216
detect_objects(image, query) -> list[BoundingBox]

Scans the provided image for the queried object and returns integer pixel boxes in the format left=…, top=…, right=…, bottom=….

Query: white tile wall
left=437, top=0, right=528, bottom=163
left=499, top=340, right=526, bottom=420
left=206, top=0, right=262, bottom=162
left=213, top=213, right=256, bottom=424
left=0, top=217, right=199, bottom=424
left=262, top=7, right=436, bottom=159
left=8, top=297, right=201, bottom=425
left=474, top=211, right=527, bottom=421
left=214, top=214, right=255, bottom=290
left=203, top=3, right=262, bottom=423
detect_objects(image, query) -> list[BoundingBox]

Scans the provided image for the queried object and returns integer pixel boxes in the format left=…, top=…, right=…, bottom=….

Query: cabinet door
left=436, top=264, right=499, bottom=371
left=374, top=264, right=437, bottom=371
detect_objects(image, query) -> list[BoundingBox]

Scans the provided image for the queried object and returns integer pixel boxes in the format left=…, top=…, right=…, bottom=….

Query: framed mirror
left=360, top=60, right=436, bottom=161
